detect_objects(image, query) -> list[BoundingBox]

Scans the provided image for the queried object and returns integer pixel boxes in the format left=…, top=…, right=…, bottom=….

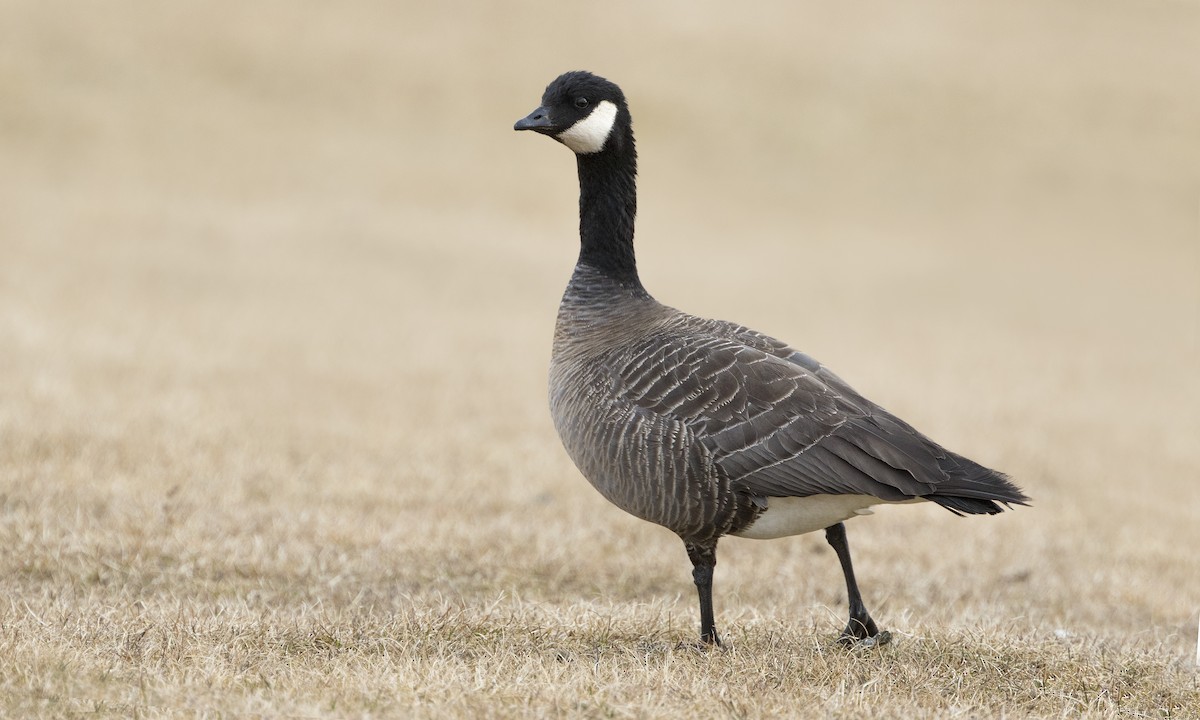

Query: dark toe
left=839, top=616, right=879, bottom=640
left=838, top=628, right=892, bottom=648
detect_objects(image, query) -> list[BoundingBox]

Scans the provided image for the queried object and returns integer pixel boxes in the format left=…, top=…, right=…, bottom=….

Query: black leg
left=824, top=522, right=889, bottom=646
left=685, top=542, right=720, bottom=646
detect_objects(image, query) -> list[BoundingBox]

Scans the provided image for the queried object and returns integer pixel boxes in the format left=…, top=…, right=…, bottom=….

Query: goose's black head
left=514, top=71, right=631, bottom=155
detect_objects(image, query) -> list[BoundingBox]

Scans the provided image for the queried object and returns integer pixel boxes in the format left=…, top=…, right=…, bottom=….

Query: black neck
left=575, top=127, right=640, bottom=284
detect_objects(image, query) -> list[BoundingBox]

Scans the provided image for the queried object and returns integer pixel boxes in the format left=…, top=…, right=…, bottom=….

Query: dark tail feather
left=929, top=451, right=1030, bottom=516
left=931, top=494, right=1007, bottom=515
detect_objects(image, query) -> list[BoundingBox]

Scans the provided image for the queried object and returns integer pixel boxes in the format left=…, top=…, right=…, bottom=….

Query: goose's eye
left=574, top=97, right=589, bottom=109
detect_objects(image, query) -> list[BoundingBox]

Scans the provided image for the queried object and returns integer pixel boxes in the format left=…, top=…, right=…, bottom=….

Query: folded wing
left=614, top=318, right=1028, bottom=512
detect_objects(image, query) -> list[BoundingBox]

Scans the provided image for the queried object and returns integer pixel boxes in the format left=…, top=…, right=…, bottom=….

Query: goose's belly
left=732, top=495, right=886, bottom=539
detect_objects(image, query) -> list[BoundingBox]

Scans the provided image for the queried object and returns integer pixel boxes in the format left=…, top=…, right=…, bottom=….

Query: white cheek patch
left=557, top=100, right=618, bottom=154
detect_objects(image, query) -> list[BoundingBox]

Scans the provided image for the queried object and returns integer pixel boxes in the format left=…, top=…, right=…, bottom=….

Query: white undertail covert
left=732, top=495, right=883, bottom=539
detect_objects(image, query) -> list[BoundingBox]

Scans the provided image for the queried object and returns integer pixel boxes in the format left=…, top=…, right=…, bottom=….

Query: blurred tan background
left=2, top=0, right=1198, bottom=666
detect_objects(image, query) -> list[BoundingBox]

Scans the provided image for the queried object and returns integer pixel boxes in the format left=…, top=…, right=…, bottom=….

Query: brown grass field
left=2, top=0, right=1199, bottom=717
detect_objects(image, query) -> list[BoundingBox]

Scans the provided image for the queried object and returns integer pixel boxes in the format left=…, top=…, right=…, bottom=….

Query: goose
left=514, top=70, right=1028, bottom=647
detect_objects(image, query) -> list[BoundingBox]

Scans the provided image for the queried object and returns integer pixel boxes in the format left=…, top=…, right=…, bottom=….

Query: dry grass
left=2, top=0, right=1199, bottom=717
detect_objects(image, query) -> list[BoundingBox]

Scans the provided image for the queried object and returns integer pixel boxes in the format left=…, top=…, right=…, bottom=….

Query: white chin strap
left=558, top=100, right=618, bottom=155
